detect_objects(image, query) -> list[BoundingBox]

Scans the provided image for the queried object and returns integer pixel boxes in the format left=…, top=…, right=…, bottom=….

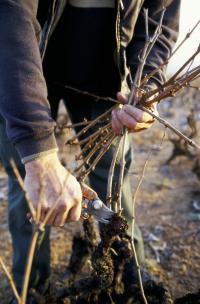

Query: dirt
left=0, top=89, right=200, bottom=303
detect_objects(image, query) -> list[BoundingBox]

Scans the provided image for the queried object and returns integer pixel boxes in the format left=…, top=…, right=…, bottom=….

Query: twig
left=10, top=160, right=36, bottom=221
left=0, top=257, right=21, bottom=304
left=75, top=126, right=113, bottom=161
left=130, top=126, right=167, bottom=304
left=171, top=19, right=200, bottom=57
left=134, top=8, right=165, bottom=91
left=131, top=154, right=150, bottom=233
left=117, top=130, right=128, bottom=213
left=53, top=82, right=200, bottom=152
left=130, top=241, right=148, bottom=304
left=106, top=137, right=122, bottom=210
left=77, top=122, right=112, bottom=146
left=63, top=119, right=109, bottom=129
left=139, top=106, right=200, bottom=149
left=75, top=131, right=114, bottom=174
left=66, top=105, right=116, bottom=144
left=164, top=45, right=200, bottom=87
left=56, top=83, right=118, bottom=104
left=79, top=134, right=116, bottom=181
left=141, top=19, right=200, bottom=86
left=126, top=9, right=165, bottom=304
left=142, top=50, right=200, bottom=103
left=21, top=231, right=40, bottom=304
left=75, top=129, right=111, bottom=161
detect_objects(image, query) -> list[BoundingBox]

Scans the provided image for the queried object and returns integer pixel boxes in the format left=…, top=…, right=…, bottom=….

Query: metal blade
left=82, top=198, right=114, bottom=223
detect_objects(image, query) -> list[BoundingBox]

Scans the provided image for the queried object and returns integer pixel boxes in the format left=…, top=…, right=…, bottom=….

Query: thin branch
left=75, top=129, right=112, bottom=161
left=79, top=134, right=116, bottom=181
left=171, top=19, right=200, bottom=57
left=0, top=257, right=21, bottom=304
left=62, top=120, right=92, bottom=129
left=134, top=8, right=165, bottom=91
left=116, top=130, right=128, bottom=213
left=56, top=83, right=117, bottom=104
left=75, top=131, right=114, bottom=174
left=77, top=122, right=112, bottom=146
left=21, top=231, right=39, bottom=304
left=139, top=106, right=200, bottom=150
left=165, top=44, right=200, bottom=87
left=106, top=137, right=122, bottom=210
left=131, top=153, right=150, bottom=240
left=66, top=105, right=116, bottom=144
left=120, top=9, right=165, bottom=304
left=141, top=19, right=200, bottom=86
left=142, top=49, right=200, bottom=102
left=10, top=160, right=36, bottom=222
left=62, top=119, right=109, bottom=129
left=130, top=241, right=148, bottom=304
left=117, top=6, right=165, bottom=214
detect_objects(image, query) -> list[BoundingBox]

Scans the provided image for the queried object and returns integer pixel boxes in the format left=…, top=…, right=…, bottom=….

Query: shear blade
left=97, top=217, right=110, bottom=224
left=90, top=203, right=114, bottom=223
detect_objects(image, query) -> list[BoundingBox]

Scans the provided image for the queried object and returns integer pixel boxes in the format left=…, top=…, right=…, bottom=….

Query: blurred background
left=167, top=0, right=200, bottom=75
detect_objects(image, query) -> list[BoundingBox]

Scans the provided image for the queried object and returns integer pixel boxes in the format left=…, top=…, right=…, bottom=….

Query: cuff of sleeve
left=15, top=133, right=58, bottom=162
left=21, top=148, right=59, bottom=164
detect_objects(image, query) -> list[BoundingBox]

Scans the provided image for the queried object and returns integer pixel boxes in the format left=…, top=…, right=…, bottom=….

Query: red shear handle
left=81, top=182, right=98, bottom=201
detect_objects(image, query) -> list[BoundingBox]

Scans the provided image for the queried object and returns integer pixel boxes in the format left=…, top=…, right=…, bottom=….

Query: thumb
left=117, top=92, right=129, bottom=104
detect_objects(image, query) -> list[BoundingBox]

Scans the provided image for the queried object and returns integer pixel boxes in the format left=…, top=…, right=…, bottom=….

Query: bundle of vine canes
left=1, top=8, right=200, bottom=304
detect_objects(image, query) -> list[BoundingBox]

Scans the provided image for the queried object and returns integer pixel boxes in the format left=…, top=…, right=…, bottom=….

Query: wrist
left=25, top=150, right=59, bottom=173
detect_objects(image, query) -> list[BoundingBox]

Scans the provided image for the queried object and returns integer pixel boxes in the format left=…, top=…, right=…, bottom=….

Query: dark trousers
left=0, top=86, right=144, bottom=291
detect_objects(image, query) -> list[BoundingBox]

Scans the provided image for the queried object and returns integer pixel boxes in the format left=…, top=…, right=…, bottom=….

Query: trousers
left=0, top=87, right=144, bottom=291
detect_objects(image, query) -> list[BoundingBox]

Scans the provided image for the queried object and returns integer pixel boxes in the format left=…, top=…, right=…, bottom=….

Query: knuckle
left=42, top=205, right=49, bottom=212
left=58, top=204, right=67, bottom=212
left=112, top=109, right=115, bottom=115
left=118, top=110, right=124, bottom=121
left=71, top=215, right=80, bottom=222
left=129, top=121, right=137, bottom=130
left=135, top=111, right=143, bottom=122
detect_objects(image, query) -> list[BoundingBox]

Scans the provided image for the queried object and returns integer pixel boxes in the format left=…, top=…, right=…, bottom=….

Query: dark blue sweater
left=0, top=0, right=180, bottom=159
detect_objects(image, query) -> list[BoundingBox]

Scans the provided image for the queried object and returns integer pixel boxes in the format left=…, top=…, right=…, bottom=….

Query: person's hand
left=24, top=152, right=82, bottom=226
left=112, top=92, right=158, bottom=135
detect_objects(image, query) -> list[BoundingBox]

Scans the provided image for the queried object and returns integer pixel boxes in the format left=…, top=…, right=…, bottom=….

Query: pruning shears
left=81, top=184, right=114, bottom=224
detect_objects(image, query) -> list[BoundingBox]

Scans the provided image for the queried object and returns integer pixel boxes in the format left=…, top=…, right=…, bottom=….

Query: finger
left=51, top=203, right=68, bottom=226
left=54, top=210, right=69, bottom=227
left=112, top=110, right=123, bottom=134
left=67, top=203, right=82, bottom=222
left=123, top=105, right=154, bottom=123
left=116, top=109, right=138, bottom=129
left=43, top=209, right=58, bottom=226
left=112, top=119, right=122, bottom=135
left=116, top=92, right=128, bottom=104
left=40, top=206, right=50, bottom=223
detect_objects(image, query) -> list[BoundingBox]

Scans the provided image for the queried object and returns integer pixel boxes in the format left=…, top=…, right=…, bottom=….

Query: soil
left=0, top=89, right=200, bottom=303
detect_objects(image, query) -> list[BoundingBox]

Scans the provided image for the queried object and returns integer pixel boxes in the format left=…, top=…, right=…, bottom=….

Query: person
left=0, top=0, right=180, bottom=302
